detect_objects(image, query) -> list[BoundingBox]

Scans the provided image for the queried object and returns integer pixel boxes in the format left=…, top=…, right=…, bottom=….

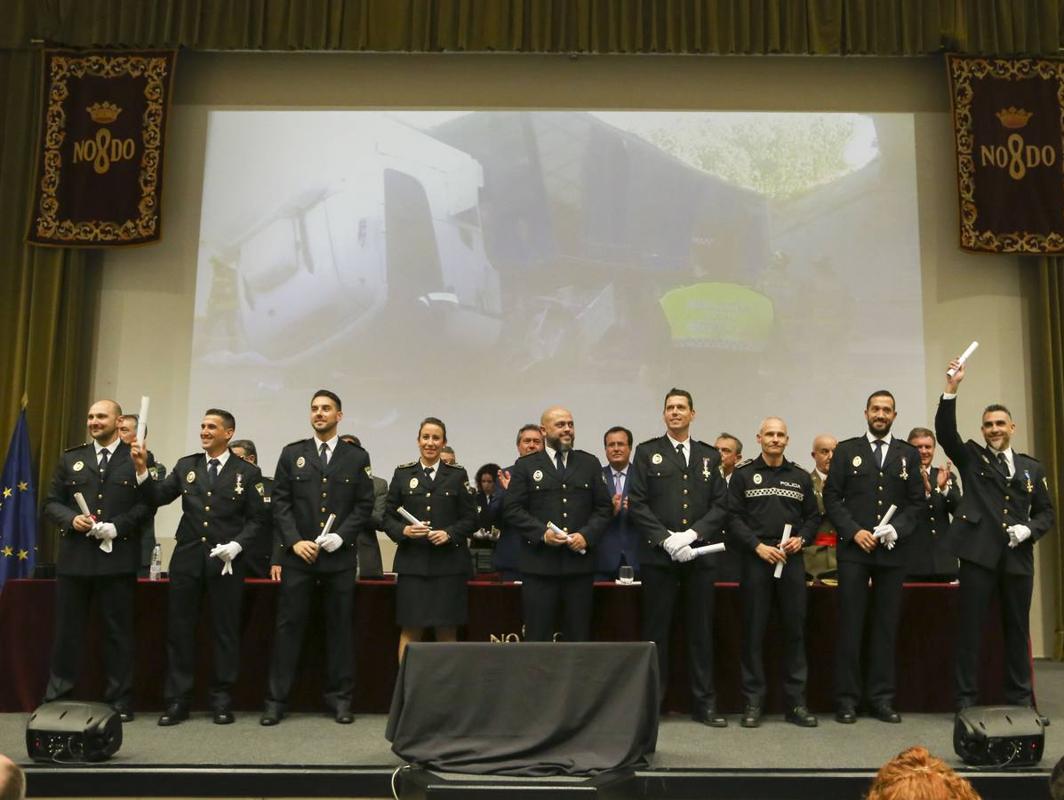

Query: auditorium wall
left=87, top=53, right=1050, bottom=655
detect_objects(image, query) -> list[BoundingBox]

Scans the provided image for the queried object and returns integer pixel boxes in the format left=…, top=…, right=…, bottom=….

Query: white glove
left=663, top=529, right=698, bottom=557
left=315, top=532, right=343, bottom=553
left=671, top=544, right=697, bottom=563
left=210, top=541, right=243, bottom=575
left=873, top=524, right=898, bottom=550
left=1007, top=524, right=1032, bottom=548
left=91, top=522, right=117, bottom=553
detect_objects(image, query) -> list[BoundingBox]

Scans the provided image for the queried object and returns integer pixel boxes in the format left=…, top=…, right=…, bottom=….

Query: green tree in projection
left=643, top=116, right=859, bottom=199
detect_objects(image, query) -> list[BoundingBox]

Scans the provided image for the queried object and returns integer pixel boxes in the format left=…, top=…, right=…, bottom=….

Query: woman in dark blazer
left=384, top=417, right=477, bottom=661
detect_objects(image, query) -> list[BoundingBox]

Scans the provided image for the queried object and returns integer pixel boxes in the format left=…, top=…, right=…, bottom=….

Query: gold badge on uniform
left=255, top=482, right=265, bottom=496
left=409, top=477, right=419, bottom=489
left=73, top=461, right=84, bottom=472
left=365, top=466, right=372, bottom=475
left=533, top=469, right=543, bottom=482
left=296, top=456, right=306, bottom=469
left=186, top=470, right=196, bottom=483
left=652, top=453, right=663, bottom=465
left=753, top=473, right=763, bottom=485
left=852, top=456, right=862, bottom=467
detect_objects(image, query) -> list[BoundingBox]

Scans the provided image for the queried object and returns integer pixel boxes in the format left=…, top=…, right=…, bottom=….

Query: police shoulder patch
left=734, top=458, right=755, bottom=471
left=398, top=461, right=418, bottom=469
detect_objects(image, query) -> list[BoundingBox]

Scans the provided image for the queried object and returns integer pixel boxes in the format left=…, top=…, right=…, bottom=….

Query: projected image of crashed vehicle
left=204, top=130, right=502, bottom=366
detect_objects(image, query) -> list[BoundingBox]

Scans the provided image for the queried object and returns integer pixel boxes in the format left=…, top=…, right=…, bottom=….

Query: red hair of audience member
left=866, top=747, right=981, bottom=800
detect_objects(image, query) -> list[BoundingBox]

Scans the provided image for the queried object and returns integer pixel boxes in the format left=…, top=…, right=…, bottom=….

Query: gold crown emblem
left=86, top=102, right=122, bottom=124
left=995, top=107, right=1033, bottom=129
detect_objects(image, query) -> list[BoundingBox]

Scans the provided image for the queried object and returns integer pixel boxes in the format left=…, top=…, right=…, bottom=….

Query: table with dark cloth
left=386, top=642, right=658, bottom=776
left=0, top=579, right=1006, bottom=714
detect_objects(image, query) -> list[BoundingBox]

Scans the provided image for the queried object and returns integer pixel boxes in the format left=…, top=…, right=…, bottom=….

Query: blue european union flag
left=0, top=409, right=36, bottom=588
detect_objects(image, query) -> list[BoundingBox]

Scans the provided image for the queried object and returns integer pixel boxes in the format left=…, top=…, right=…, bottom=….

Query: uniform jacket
left=935, top=397, right=1054, bottom=576
left=823, top=434, right=925, bottom=567
left=491, top=465, right=521, bottom=573
left=271, top=438, right=375, bottom=573
left=727, top=455, right=821, bottom=552
left=384, top=461, right=477, bottom=576
left=44, top=441, right=152, bottom=576
left=502, top=449, right=611, bottom=576
left=905, top=465, right=961, bottom=577
left=142, top=450, right=267, bottom=577
left=627, top=435, right=728, bottom=571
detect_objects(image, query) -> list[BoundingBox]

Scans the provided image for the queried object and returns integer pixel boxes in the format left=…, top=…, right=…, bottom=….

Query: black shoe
left=835, top=704, right=857, bottom=724
left=872, top=704, right=901, bottom=723
left=157, top=702, right=189, bottom=727
left=692, top=705, right=728, bottom=728
left=740, top=705, right=762, bottom=728
left=334, top=702, right=354, bottom=724
left=213, top=707, right=235, bottom=725
left=786, top=706, right=818, bottom=727
left=260, top=704, right=284, bottom=726
left=112, top=704, right=134, bottom=723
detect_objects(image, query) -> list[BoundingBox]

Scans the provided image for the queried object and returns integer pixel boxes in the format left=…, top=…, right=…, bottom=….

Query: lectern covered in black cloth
left=386, top=642, right=659, bottom=776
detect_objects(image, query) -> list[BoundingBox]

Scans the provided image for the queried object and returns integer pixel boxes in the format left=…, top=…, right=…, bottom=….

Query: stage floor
left=3, top=660, right=1060, bottom=798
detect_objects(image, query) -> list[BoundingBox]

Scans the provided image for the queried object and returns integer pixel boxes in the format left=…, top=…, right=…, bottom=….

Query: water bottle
left=149, top=544, right=162, bottom=581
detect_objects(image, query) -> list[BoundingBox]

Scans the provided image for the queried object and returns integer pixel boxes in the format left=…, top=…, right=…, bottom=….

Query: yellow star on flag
left=17, top=549, right=29, bottom=560
left=18, top=481, right=28, bottom=491
left=2, top=487, right=11, bottom=498
left=1, top=546, right=12, bottom=557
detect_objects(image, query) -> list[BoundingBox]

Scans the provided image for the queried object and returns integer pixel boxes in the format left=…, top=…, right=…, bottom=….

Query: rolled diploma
left=397, top=506, right=429, bottom=530
left=946, top=341, right=979, bottom=377
left=690, top=542, right=725, bottom=557
left=136, top=396, right=150, bottom=444
left=871, top=505, right=898, bottom=538
left=773, top=523, right=793, bottom=579
left=548, top=521, right=585, bottom=554
left=73, top=492, right=93, bottom=519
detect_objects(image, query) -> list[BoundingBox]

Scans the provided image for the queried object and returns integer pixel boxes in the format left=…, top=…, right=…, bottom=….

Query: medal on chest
left=899, top=457, right=909, bottom=481
left=702, top=457, right=711, bottom=479
left=1025, top=470, right=1033, bottom=494
left=235, top=473, right=244, bottom=495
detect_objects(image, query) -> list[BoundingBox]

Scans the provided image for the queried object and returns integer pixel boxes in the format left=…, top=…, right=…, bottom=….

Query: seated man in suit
left=595, top=426, right=638, bottom=581
left=803, top=434, right=839, bottom=584
left=492, top=424, right=544, bottom=581
left=904, top=426, right=960, bottom=582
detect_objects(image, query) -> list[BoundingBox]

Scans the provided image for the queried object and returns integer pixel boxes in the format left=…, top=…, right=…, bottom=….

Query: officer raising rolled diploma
left=935, top=357, right=1054, bottom=720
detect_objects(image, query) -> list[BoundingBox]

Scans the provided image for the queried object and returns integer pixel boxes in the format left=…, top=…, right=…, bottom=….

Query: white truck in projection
left=216, top=126, right=502, bottom=365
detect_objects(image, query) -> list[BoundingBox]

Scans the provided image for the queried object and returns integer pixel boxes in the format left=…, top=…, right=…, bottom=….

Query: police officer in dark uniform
left=904, top=427, right=961, bottom=582
left=133, top=410, right=266, bottom=725
left=42, top=400, right=152, bottom=722
left=727, top=417, right=820, bottom=728
left=384, top=417, right=477, bottom=662
left=230, top=439, right=274, bottom=579
left=627, top=388, right=729, bottom=726
left=502, top=406, right=611, bottom=642
left=823, top=390, right=924, bottom=724
left=935, top=359, right=1055, bottom=717
left=493, top=424, right=544, bottom=581
left=261, top=390, right=374, bottom=726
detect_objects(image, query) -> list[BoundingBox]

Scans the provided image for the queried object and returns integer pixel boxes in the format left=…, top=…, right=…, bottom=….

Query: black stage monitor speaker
left=953, top=706, right=1044, bottom=767
left=26, top=701, right=122, bottom=763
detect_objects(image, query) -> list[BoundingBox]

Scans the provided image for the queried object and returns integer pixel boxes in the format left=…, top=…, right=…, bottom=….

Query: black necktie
left=320, top=442, right=329, bottom=466
left=98, top=449, right=110, bottom=473
left=873, top=440, right=884, bottom=469
left=423, top=466, right=435, bottom=486
left=995, top=451, right=1010, bottom=478
left=208, top=458, right=220, bottom=486
left=555, top=451, right=565, bottom=473
left=676, top=443, right=685, bottom=465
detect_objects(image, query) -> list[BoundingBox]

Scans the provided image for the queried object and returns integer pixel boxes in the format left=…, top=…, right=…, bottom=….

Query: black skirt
left=396, top=573, right=468, bottom=627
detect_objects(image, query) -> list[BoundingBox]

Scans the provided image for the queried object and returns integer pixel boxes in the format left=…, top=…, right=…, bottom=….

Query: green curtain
left=1, top=0, right=1062, bottom=589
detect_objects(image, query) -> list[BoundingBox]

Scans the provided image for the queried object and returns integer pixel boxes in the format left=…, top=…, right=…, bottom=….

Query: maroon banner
left=947, top=53, right=1064, bottom=253
left=28, top=49, right=177, bottom=247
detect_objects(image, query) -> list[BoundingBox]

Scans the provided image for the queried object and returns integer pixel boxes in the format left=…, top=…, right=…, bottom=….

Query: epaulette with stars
left=734, top=457, right=755, bottom=470
left=397, top=460, right=418, bottom=469
left=65, top=442, right=89, bottom=452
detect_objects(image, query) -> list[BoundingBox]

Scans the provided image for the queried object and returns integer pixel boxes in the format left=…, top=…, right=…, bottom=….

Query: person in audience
left=727, top=417, right=820, bottom=728
left=865, top=746, right=981, bottom=800
left=384, top=417, right=477, bottom=661
left=132, top=409, right=266, bottom=726
left=339, top=434, right=386, bottom=579
left=714, top=432, right=744, bottom=583
left=628, top=388, right=729, bottom=726
left=492, top=424, right=544, bottom=580
left=904, top=426, right=960, bottom=582
left=936, top=359, right=1054, bottom=722
left=42, top=399, right=151, bottom=723
left=439, top=446, right=457, bottom=466
left=117, top=414, right=165, bottom=578
left=230, top=439, right=275, bottom=579
left=0, top=754, right=26, bottom=800
left=503, top=406, right=611, bottom=641
left=803, top=434, right=838, bottom=584
left=261, top=390, right=374, bottom=726
left=824, top=390, right=924, bottom=724
left=596, top=426, right=637, bottom=581
left=472, top=463, right=502, bottom=547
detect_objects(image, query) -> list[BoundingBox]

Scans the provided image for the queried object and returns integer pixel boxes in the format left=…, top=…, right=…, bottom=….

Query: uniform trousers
left=44, top=574, right=136, bottom=706
left=740, top=552, right=808, bottom=708
left=165, top=566, right=244, bottom=708
left=641, top=562, right=716, bottom=709
left=835, top=560, right=905, bottom=708
left=955, top=559, right=1034, bottom=707
left=266, top=567, right=355, bottom=709
left=520, top=573, right=593, bottom=642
